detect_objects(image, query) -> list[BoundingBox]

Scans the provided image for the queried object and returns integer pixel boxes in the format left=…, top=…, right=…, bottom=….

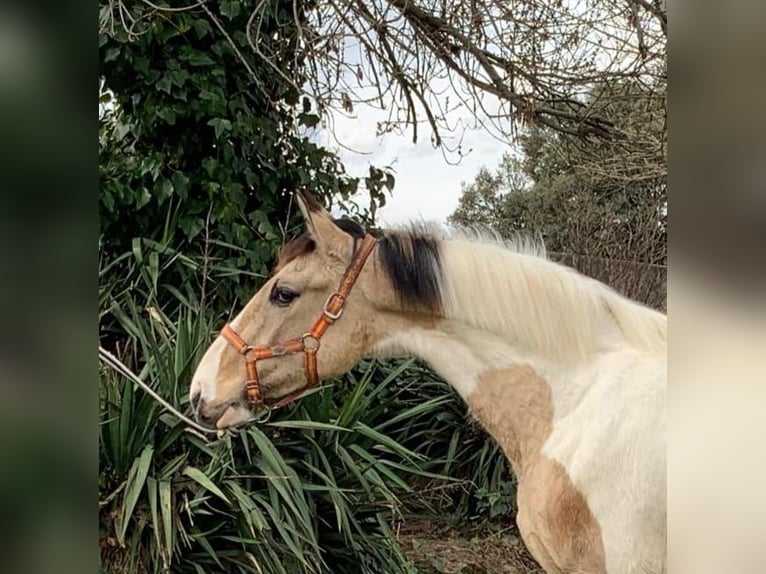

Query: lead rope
left=98, top=346, right=269, bottom=441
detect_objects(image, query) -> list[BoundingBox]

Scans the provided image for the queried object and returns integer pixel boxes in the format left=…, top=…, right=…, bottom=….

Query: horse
left=189, top=190, right=667, bottom=574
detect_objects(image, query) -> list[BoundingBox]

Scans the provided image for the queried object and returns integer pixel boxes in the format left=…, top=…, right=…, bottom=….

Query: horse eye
left=271, top=286, right=298, bottom=307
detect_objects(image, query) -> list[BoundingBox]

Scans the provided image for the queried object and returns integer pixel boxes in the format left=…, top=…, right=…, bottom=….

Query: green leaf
left=192, top=18, right=213, bottom=38
left=268, top=420, right=351, bottom=433
left=178, top=217, right=204, bottom=240
left=220, top=0, right=241, bottom=19
left=118, top=444, right=154, bottom=544
left=157, top=107, right=176, bottom=124
left=354, top=421, right=423, bottom=462
left=146, top=477, right=162, bottom=553
left=135, top=187, right=151, bottom=209
left=385, top=172, right=395, bottom=191
left=207, top=117, right=232, bottom=139
left=376, top=395, right=453, bottom=431
left=188, top=53, right=215, bottom=66
left=114, top=122, right=130, bottom=141
left=102, top=190, right=115, bottom=212
left=156, top=177, right=173, bottom=202
left=192, top=526, right=225, bottom=568
left=156, top=75, right=172, bottom=94
left=182, top=466, right=230, bottom=504
left=169, top=69, right=191, bottom=87
left=171, top=172, right=189, bottom=200
left=158, top=479, right=173, bottom=560
left=104, top=46, right=120, bottom=63
left=298, top=113, right=320, bottom=128
left=201, top=157, right=217, bottom=178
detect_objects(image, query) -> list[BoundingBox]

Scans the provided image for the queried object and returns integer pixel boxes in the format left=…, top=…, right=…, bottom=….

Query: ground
left=398, top=520, right=544, bottom=574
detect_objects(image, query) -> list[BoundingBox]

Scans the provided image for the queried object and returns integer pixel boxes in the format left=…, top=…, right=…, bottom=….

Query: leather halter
left=220, top=234, right=377, bottom=412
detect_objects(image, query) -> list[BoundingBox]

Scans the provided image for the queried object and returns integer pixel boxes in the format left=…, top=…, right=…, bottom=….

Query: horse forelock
left=276, top=233, right=315, bottom=271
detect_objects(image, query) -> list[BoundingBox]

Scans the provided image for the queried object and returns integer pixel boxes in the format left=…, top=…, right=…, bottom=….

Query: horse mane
left=377, top=224, right=444, bottom=312
left=379, top=222, right=666, bottom=360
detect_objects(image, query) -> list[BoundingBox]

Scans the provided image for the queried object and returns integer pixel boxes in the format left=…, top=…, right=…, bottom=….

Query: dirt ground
left=398, top=520, right=544, bottom=574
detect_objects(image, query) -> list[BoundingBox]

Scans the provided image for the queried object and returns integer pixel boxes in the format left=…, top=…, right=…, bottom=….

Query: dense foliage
left=99, top=288, right=426, bottom=573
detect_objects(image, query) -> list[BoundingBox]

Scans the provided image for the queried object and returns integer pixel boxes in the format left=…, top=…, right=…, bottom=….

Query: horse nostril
left=189, top=381, right=202, bottom=411
left=195, top=400, right=217, bottom=426
left=190, top=388, right=201, bottom=411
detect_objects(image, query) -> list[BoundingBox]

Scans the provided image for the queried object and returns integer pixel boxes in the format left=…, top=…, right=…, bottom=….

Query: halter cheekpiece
left=220, top=234, right=377, bottom=412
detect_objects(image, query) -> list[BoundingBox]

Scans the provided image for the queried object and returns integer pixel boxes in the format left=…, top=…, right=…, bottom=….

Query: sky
left=313, top=104, right=511, bottom=227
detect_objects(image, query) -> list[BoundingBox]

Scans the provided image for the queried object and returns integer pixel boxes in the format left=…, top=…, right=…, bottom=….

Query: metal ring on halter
left=301, top=333, right=320, bottom=351
left=251, top=405, right=272, bottom=423
left=238, top=344, right=253, bottom=356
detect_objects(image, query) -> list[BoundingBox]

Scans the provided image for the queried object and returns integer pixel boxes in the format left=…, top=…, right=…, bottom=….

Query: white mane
left=394, top=222, right=666, bottom=361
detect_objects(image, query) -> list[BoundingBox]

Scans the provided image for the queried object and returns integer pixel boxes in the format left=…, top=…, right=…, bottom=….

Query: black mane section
left=333, top=217, right=366, bottom=240
left=378, top=231, right=443, bottom=312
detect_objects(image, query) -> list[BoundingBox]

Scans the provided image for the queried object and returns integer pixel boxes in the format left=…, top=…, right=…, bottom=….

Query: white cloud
left=314, top=104, right=511, bottom=226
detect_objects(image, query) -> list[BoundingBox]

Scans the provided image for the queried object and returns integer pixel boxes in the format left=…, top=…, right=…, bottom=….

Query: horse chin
left=215, top=404, right=252, bottom=429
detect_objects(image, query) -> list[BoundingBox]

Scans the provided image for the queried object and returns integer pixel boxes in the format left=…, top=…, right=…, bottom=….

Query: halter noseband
left=220, top=234, right=378, bottom=412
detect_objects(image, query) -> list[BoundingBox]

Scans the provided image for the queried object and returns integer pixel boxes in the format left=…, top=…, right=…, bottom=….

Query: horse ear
left=294, top=189, right=348, bottom=256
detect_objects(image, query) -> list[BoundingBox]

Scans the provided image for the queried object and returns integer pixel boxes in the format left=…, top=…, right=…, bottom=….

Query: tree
left=449, top=154, right=529, bottom=232
left=103, top=0, right=667, bottom=176
left=449, top=85, right=667, bottom=310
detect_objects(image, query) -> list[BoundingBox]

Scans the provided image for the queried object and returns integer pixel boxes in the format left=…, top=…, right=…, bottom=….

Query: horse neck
left=370, top=315, right=573, bottom=474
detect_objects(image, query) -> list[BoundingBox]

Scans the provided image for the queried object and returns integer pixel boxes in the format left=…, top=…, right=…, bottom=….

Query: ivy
left=98, top=0, right=384, bottom=324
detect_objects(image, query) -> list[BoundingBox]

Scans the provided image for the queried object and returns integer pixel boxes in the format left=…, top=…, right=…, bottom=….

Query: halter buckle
left=323, top=292, right=346, bottom=321
left=245, top=379, right=263, bottom=409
